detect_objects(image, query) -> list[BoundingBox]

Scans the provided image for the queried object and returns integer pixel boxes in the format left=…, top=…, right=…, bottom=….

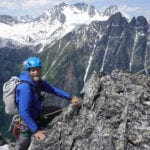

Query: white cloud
left=0, top=1, right=20, bottom=9
left=119, top=5, right=150, bottom=18
left=0, top=0, right=54, bottom=10
left=119, top=5, right=140, bottom=12
left=22, top=0, right=50, bottom=9
left=0, top=0, right=55, bottom=16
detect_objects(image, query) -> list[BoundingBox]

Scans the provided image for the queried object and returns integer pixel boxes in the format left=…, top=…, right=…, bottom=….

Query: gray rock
left=30, top=70, right=150, bottom=150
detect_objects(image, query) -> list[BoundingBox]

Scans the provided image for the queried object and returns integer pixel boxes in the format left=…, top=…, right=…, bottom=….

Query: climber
left=14, top=56, right=80, bottom=150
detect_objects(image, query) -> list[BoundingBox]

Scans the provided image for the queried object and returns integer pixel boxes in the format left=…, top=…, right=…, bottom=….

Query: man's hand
left=34, top=130, right=46, bottom=140
left=71, top=96, right=80, bottom=106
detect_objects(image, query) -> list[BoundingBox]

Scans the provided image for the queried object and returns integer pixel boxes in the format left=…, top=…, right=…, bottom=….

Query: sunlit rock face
left=30, top=70, right=150, bottom=150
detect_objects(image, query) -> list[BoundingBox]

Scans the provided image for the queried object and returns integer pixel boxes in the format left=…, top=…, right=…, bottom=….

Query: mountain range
left=0, top=3, right=120, bottom=48
left=0, top=2, right=150, bottom=139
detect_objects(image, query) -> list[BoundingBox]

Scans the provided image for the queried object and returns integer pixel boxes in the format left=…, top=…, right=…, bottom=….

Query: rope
left=40, top=105, right=69, bottom=119
left=128, top=65, right=150, bottom=79
left=41, top=65, right=150, bottom=118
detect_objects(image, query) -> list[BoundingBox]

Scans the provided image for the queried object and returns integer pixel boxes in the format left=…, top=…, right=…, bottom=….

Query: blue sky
left=0, top=0, right=150, bottom=19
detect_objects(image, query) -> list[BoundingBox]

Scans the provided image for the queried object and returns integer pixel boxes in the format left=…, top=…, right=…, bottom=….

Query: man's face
left=28, top=67, right=41, bottom=81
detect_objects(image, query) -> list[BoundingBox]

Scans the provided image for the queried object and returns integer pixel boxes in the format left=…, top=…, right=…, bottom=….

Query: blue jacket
left=16, top=71, right=72, bottom=133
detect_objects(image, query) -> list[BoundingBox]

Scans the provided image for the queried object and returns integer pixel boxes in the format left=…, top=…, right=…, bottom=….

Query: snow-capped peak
left=103, top=5, right=119, bottom=16
left=15, top=15, right=34, bottom=23
left=0, top=3, right=122, bottom=50
left=38, top=2, right=107, bottom=24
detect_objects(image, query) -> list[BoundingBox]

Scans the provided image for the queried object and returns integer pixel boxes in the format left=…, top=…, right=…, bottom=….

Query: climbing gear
left=39, top=93, right=46, bottom=102
left=40, top=96, right=81, bottom=119
left=12, top=115, right=30, bottom=139
left=13, top=126, right=20, bottom=139
left=128, top=65, right=150, bottom=79
left=13, top=116, right=29, bottom=132
left=25, top=57, right=42, bottom=70
left=40, top=107, right=66, bottom=119
left=40, top=101, right=81, bottom=119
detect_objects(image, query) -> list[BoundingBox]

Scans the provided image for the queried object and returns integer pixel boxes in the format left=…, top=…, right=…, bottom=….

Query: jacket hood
left=19, top=71, right=37, bottom=86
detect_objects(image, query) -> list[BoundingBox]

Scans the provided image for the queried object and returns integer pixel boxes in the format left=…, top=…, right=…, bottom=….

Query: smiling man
left=14, top=56, right=80, bottom=150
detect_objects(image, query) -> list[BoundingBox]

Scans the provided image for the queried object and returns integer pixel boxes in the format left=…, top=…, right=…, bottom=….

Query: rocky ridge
left=29, top=70, right=150, bottom=150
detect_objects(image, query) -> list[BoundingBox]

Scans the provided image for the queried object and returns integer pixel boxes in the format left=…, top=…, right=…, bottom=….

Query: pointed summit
left=104, top=5, right=119, bottom=16
left=73, top=3, right=96, bottom=17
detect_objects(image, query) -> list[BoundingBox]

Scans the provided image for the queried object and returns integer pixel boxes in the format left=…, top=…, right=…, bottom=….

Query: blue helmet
left=25, top=57, right=42, bottom=70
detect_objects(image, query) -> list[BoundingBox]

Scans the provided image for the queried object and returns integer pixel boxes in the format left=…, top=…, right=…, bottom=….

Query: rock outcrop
left=30, top=70, right=150, bottom=149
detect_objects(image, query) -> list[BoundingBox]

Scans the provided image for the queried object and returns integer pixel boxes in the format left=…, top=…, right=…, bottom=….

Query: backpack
left=3, top=76, right=42, bottom=115
left=3, top=76, right=21, bottom=115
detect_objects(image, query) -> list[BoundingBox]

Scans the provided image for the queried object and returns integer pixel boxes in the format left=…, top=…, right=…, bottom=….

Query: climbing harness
left=12, top=116, right=29, bottom=132
left=9, top=115, right=30, bottom=139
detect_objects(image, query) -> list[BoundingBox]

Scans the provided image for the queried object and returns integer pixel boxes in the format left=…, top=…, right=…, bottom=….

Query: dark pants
left=15, top=105, right=61, bottom=150
left=15, top=135, right=31, bottom=150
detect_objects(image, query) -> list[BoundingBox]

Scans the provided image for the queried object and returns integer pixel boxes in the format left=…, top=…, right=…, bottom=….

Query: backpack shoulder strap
left=19, top=80, right=41, bottom=94
left=19, top=80, right=34, bottom=93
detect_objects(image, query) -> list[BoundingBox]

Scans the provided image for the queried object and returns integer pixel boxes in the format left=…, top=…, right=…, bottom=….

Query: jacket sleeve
left=16, top=83, right=38, bottom=133
left=40, top=80, right=72, bottom=100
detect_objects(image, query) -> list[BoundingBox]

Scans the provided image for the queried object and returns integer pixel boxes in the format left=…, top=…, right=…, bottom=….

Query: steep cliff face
left=30, top=70, right=150, bottom=150
left=40, top=12, right=150, bottom=99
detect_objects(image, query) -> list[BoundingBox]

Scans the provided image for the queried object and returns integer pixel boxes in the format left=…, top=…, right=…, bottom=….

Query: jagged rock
left=26, top=70, right=150, bottom=149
